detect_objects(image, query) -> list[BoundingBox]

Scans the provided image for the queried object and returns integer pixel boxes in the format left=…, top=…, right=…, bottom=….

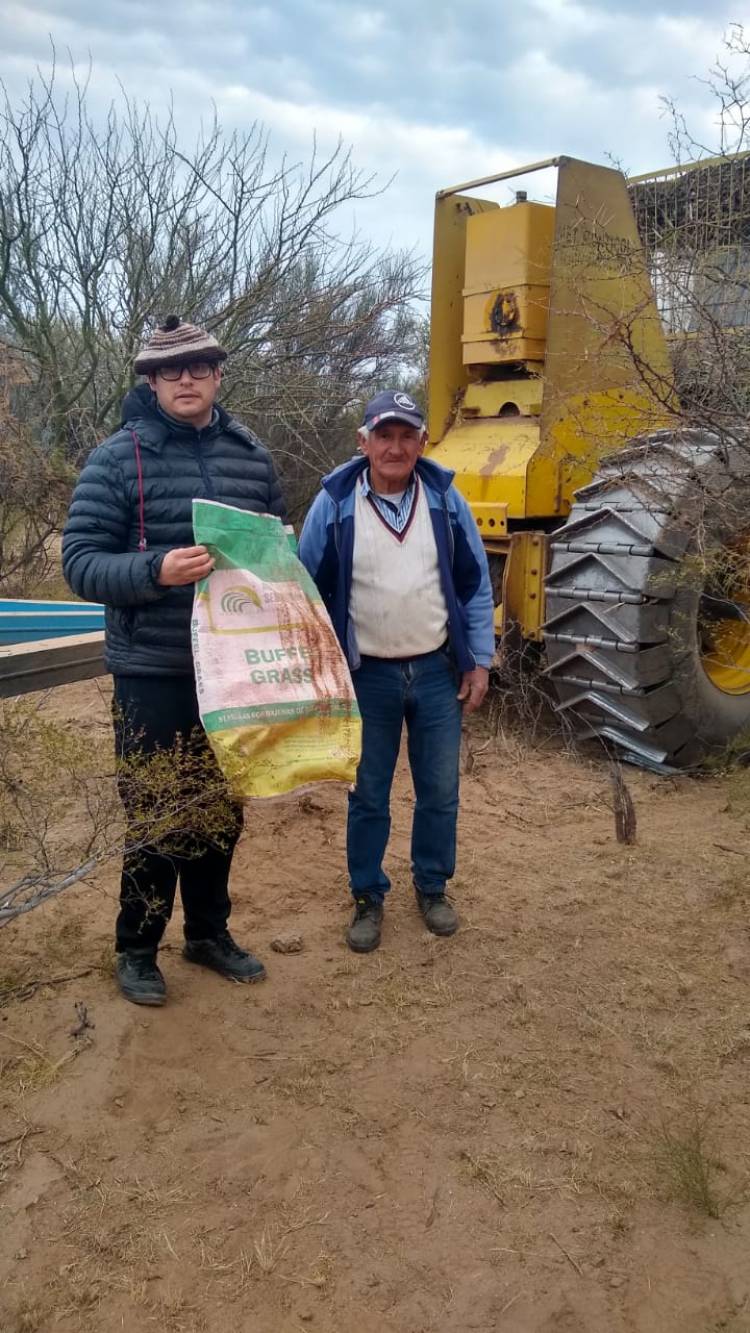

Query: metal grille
left=629, top=154, right=750, bottom=333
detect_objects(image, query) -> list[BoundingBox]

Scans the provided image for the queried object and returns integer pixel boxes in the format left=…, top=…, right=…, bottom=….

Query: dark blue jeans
left=113, top=676, right=243, bottom=952
left=347, top=647, right=463, bottom=902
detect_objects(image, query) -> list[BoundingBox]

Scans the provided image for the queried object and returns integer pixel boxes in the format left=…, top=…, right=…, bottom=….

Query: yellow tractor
left=427, top=154, right=750, bottom=769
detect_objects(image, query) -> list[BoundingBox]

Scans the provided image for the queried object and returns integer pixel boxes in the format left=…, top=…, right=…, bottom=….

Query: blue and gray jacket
left=298, top=455, right=495, bottom=673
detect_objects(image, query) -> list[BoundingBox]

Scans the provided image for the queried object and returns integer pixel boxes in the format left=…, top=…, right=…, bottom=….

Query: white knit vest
left=350, top=480, right=449, bottom=658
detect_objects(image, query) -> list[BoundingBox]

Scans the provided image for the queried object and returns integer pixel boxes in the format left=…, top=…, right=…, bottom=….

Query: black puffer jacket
left=62, top=385, right=287, bottom=676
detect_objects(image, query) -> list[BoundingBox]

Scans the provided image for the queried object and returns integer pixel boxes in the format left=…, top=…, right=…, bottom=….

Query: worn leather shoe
left=415, top=891, right=458, bottom=937
left=183, top=930, right=266, bottom=982
left=347, top=897, right=384, bottom=953
left=115, top=949, right=166, bottom=1006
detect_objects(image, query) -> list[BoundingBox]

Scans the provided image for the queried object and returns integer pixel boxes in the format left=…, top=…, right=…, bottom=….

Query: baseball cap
left=361, top=390, right=425, bottom=431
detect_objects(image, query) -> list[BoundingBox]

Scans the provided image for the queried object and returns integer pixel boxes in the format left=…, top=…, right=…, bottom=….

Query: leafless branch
left=0, top=56, right=426, bottom=546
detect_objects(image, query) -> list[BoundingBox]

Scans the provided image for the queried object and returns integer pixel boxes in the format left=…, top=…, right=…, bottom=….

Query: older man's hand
left=457, top=666, right=489, bottom=713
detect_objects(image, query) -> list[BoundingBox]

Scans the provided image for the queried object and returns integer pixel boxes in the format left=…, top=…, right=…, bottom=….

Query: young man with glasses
left=63, top=316, right=287, bottom=1006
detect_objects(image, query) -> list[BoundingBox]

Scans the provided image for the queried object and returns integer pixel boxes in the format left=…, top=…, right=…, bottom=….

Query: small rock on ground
left=270, top=934, right=304, bottom=954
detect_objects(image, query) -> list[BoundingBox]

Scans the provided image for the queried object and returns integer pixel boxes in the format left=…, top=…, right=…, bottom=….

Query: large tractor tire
left=543, top=428, right=750, bottom=770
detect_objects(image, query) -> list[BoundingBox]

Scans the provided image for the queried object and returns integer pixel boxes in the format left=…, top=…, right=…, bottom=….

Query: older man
left=63, top=316, right=287, bottom=1005
left=299, top=390, right=494, bottom=952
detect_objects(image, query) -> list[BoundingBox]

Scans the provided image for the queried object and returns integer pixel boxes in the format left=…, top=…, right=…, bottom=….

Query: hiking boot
left=415, top=891, right=458, bottom=937
left=115, top=949, right=166, bottom=1006
left=183, top=930, right=266, bottom=983
left=347, top=897, right=383, bottom=953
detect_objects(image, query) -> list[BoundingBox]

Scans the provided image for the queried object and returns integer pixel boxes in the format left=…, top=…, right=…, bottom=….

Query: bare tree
left=0, top=353, right=72, bottom=594
left=0, top=59, right=425, bottom=501
left=662, top=23, right=750, bottom=163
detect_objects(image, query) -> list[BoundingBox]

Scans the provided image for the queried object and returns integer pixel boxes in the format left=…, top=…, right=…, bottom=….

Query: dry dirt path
left=2, top=680, right=750, bottom=1332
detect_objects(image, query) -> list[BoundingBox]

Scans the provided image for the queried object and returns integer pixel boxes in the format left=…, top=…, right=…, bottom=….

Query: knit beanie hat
left=133, top=315, right=227, bottom=374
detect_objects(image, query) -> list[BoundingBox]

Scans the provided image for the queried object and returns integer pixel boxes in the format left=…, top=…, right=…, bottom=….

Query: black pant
left=113, top=675, right=243, bottom=952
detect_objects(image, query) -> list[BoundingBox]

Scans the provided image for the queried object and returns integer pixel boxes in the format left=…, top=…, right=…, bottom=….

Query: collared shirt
left=359, top=468, right=417, bottom=535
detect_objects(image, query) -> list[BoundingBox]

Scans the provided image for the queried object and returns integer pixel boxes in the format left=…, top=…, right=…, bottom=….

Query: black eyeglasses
left=157, top=361, right=216, bottom=382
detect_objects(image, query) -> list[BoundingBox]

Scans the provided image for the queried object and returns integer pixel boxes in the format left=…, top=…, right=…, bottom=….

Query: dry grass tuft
left=6, top=1294, right=46, bottom=1333
left=253, top=1223, right=290, bottom=1274
left=655, top=1110, right=738, bottom=1218
left=0, top=1032, right=81, bottom=1095
left=272, top=1056, right=337, bottom=1106
left=305, top=1250, right=334, bottom=1292
left=460, top=1149, right=507, bottom=1206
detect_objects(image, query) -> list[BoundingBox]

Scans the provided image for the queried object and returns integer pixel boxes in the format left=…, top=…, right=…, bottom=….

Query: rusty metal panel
left=629, top=153, right=750, bottom=334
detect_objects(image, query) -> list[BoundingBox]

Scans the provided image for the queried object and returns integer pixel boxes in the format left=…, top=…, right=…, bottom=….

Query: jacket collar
left=120, top=383, right=249, bottom=453
left=322, top=454, right=455, bottom=503
left=359, top=466, right=416, bottom=502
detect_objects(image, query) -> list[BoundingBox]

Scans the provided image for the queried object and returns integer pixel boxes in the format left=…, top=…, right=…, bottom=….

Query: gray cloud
left=0, top=0, right=743, bottom=251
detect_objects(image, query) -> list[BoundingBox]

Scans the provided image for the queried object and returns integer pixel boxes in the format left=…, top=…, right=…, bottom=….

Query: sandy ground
left=2, top=679, right=750, bottom=1333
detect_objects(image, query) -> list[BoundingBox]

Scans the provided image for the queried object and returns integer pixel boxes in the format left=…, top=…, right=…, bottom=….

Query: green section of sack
left=203, top=699, right=357, bottom=732
left=192, top=500, right=309, bottom=589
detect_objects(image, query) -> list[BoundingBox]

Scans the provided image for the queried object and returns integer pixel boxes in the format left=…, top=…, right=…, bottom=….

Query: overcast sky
left=0, top=0, right=747, bottom=257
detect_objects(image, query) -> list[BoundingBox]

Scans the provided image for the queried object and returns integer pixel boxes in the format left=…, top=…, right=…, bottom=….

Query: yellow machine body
left=462, top=204, right=554, bottom=365
left=426, top=157, right=675, bottom=639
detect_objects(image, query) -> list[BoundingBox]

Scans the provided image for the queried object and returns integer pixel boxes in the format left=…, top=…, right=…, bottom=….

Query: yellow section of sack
left=208, top=712, right=361, bottom=800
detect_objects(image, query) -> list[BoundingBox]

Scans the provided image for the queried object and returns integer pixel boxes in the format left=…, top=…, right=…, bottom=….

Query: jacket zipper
left=194, top=433, right=215, bottom=499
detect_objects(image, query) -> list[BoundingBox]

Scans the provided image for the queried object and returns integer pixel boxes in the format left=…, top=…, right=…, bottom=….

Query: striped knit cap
left=133, top=315, right=227, bottom=374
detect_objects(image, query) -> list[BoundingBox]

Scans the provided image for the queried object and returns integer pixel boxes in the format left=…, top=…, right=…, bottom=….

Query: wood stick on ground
left=0, top=1127, right=41, bottom=1149
left=0, top=967, right=103, bottom=1008
left=610, top=764, right=637, bottom=844
left=549, top=1231, right=584, bottom=1277
left=713, top=842, right=749, bottom=857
